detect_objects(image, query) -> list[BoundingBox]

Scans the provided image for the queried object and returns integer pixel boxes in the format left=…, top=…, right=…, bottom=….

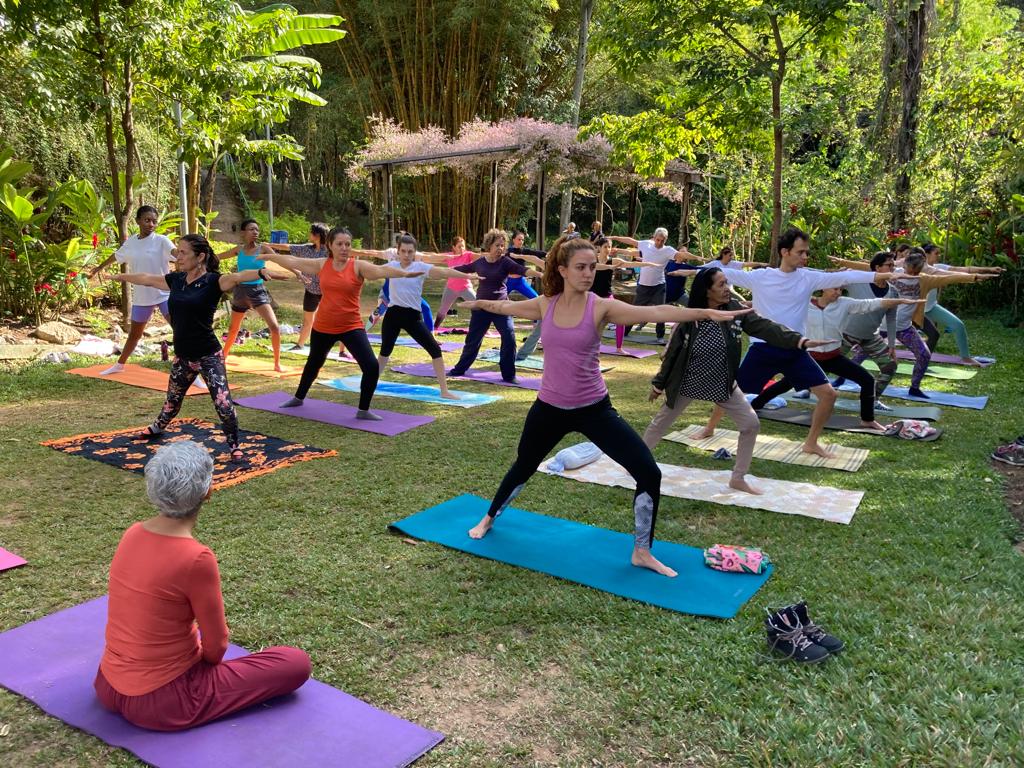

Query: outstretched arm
left=107, top=272, right=170, bottom=289
left=516, top=252, right=546, bottom=268
left=219, top=268, right=290, bottom=291
left=425, top=266, right=481, bottom=281
left=461, top=297, right=544, bottom=321
left=356, top=261, right=419, bottom=281
left=608, top=235, right=640, bottom=247
left=263, top=251, right=327, bottom=274
left=603, top=299, right=753, bottom=326
left=827, top=256, right=869, bottom=271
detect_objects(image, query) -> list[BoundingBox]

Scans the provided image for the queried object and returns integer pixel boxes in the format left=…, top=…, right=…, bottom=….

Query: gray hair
left=145, top=440, right=214, bottom=519
left=653, top=227, right=669, bottom=240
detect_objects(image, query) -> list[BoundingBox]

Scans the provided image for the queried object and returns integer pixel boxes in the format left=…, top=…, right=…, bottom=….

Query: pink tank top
left=538, top=292, right=608, bottom=408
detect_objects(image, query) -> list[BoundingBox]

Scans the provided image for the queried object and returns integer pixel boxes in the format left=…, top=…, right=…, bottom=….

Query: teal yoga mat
left=318, top=376, right=500, bottom=408
left=478, top=349, right=614, bottom=373
left=390, top=494, right=772, bottom=619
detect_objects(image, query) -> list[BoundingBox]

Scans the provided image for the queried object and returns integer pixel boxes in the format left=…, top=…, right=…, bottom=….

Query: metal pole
left=174, top=102, right=189, bottom=235
left=265, top=125, right=274, bottom=229
left=535, top=168, right=547, bottom=247
left=489, top=161, right=499, bottom=229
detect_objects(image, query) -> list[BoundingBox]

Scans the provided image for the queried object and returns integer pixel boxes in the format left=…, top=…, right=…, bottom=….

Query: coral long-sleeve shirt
left=100, top=523, right=229, bottom=696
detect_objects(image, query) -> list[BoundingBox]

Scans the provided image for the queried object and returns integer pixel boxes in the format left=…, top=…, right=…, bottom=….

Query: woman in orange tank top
left=262, top=227, right=417, bottom=419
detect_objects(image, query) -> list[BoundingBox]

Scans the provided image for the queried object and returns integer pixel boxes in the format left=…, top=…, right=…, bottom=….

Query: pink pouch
left=703, top=544, right=769, bottom=575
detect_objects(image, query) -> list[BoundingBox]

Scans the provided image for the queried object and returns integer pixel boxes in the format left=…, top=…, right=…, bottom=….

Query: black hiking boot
left=788, top=601, right=845, bottom=654
left=765, top=607, right=829, bottom=663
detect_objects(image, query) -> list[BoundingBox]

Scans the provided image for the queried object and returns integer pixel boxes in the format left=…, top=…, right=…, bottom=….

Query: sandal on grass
left=229, top=448, right=244, bottom=463
left=133, top=426, right=163, bottom=440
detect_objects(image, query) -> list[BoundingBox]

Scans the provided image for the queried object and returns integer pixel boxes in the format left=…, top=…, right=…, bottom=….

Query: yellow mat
left=539, top=455, right=863, bottom=523
left=224, top=356, right=304, bottom=378
left=665, top=424, right=869, bottom=472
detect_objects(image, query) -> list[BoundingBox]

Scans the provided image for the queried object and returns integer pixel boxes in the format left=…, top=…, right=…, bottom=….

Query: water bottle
left=160, top=340, right=169, bottom=361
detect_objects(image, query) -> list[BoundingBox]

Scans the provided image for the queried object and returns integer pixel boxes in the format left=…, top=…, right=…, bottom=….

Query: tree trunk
left=559, top=0, right=595, bottom=231
left=187, top=158, right=201, bottom=235
left=768, top=15, right=787, bottom=266
left=201, top=152, right=222, bottom=216
left=892, top=0, right=935, bottom=229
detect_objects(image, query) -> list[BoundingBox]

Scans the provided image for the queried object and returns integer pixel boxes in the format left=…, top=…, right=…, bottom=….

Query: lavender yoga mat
left=598, top=344, right=657, bottom=359
left=393, top=362, right=542, bottom=390
left=365, top=333, right=463, bottom=353
left=0, top=597, right=443, bottom=768
left=0, top=546, right=27, bottom=572
left=235, top=392, right=434, bottom=435
left=894, top=348, right=994, bottom=367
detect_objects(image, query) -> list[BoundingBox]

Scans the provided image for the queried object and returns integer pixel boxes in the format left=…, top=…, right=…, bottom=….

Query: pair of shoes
left=991, top=444, right=1024, bottom=467
left=792, top=390, right=810, bottom=399
left=765, top=602, right=844, bottom=663
left=907, top=387, right=928, bottom=398
left=711, top=447, right=732, bottom=460
left=875, top=400, right=894, bottom=413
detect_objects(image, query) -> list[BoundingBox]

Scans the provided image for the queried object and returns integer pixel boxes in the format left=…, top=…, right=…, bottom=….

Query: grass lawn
left=1, top=280, right=1023, bottom=767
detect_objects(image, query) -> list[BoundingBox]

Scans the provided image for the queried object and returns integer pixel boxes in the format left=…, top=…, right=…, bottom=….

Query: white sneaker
left=193, top=378, right=208, bottom=390
left=875, top=400, right=893, bottom=412
left=100, top=363, right=125, bottom=375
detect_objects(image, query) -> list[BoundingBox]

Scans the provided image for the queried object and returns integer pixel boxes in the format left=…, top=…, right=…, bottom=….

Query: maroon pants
left=94, top=646, right=311, bottom=731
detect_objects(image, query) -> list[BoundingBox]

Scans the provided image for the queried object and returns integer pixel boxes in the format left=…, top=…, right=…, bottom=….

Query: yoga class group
left=2, top=205, right=1013, bottom=757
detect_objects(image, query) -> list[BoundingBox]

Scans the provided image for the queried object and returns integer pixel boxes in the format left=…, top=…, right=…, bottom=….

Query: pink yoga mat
left=393, top=363, right=542, bottom=390
left=0, top=547, right=27, bottom=572
left=0, top=596, right=443, bottom=768
left=235, top=392, right=434, bottom=435
left=598, top=344, right=657, bottom=359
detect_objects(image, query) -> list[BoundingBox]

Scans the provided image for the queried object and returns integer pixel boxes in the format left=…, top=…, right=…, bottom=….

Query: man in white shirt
left=609, top=227, right=679, bottom=342
left=704, top=227, right=898, bottom=457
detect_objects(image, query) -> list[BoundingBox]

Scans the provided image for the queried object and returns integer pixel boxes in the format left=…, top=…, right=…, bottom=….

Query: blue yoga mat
left=318, top=376, right=501, bottom=408
left=390, top=495, right=772, bottom=619
left=837, top=381, right=987, bottom=410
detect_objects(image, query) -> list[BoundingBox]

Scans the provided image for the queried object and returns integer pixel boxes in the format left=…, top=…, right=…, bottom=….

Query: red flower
left=68, top=271, right=77, bottom=279
left=789, top=203, right=798, bottom=215
left=34, top=284, right=42, bottom=293
left=7, top=251, right=16, bottom=262
left=91, top=234, right=99, bottom=249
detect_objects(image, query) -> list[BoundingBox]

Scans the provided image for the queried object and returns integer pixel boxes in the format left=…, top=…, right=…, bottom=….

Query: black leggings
left=379, top=305, right=442, bottom=359
left=487, top=396, right=662, bottom=550
left=752, top=354, right=877, bottom=421
left=295, top=328, right=378, bottom=410
left=921, top=317, right=941, bottom=352
left=154, top=353, right=239, bottom=449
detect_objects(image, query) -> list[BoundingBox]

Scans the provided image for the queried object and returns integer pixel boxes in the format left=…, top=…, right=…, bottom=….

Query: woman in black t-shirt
left=590, top=235, right=658, bottom=353
left=111, top=234, right=289, bottom=462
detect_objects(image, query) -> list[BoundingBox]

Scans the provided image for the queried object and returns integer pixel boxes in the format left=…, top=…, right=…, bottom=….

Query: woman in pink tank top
left=460, top=235, right=751, bottom=578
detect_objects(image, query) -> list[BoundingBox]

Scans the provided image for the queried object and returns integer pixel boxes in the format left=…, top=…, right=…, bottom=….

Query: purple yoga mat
left=894, top=348, right=994, bottom=367
left=598, top=344, right=657, bottom=359
left=0, top=597, right=443, bottom=768
left=235, top=392, right=434, bottom=435
left=393, top=363, right=542, bottom=390
left=365, top=333, right=463, bottom=353
left=0, top=546, right=27, bottom=572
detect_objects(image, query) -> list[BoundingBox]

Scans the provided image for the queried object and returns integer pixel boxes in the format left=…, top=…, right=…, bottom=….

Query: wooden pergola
left=362, top=146, right=704, bottom=248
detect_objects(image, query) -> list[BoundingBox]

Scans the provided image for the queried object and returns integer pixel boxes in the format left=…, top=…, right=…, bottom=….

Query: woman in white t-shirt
left=90, top=206, right=177, bottom=376
left=375, top=234, right=479, bottom=399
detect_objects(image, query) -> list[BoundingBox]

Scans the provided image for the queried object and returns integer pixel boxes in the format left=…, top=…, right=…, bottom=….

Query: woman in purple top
left=447, top=228, right=542, bottom=382
left=461, top=236, right=751, bottom=578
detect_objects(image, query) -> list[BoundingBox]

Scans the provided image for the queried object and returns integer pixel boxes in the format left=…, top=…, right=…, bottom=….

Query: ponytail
left=180, top=234, right=219, bottom=272
left=542, top=235, right=596, bottom=297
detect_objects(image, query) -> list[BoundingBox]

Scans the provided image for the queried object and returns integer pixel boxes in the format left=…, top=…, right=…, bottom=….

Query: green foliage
left=248, top=207, right=311, bottom=244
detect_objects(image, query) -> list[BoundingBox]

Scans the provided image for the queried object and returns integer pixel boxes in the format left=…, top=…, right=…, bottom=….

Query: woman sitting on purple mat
left=95, top=441, right=310, bottom=731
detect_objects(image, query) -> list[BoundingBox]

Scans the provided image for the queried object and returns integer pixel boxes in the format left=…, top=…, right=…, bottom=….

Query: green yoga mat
left=478, top=349, right=613, bottom=373
left=862, top=360, right=977, bottom=380
left=781, top=393, right=942, bottom=421
left=390, top=494, right=772, bottom=619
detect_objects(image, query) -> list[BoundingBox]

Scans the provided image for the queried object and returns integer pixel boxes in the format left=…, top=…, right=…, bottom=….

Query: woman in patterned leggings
left=110, top=234, right=289, bottom=462
left=643, top=267, right=828, bottom=494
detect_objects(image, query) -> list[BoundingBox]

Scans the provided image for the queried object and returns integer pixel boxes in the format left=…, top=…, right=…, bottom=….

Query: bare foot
left=274, top=364, right=285, bottom=373
left=468, top=515, right=494, bottom=539
left=440, top=391, right=459, bottom=400
left=696, top=425, right=716, bottom=439
left=860, top=420, right=885, bottom=432
left=729, top=477, right=763, bottom=495
left=356, top=409, right=383, bottom=421
left=631, top=549, right=677, bottom=577
left=802, top=441, right=837, bottom=459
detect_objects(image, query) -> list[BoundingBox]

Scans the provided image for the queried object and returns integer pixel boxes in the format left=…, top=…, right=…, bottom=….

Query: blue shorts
left=506, top=276, right=538, bottom=299
left=130, top=301, right=170, bottom=324
left=735, top=343, right=827, bottom=394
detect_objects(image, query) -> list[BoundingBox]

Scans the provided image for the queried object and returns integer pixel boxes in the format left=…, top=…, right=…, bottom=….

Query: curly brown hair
left=542, top=236, right=597, bottom=296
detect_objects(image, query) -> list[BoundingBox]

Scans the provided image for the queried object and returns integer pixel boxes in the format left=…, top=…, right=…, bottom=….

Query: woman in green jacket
left=643, top=267, right=827, bottom=494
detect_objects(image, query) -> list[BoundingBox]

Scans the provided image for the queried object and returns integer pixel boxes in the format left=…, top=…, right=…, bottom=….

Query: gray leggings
left=643, top=385, right=759, bottom=478
left=434, top=285, right=476, bottom=328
